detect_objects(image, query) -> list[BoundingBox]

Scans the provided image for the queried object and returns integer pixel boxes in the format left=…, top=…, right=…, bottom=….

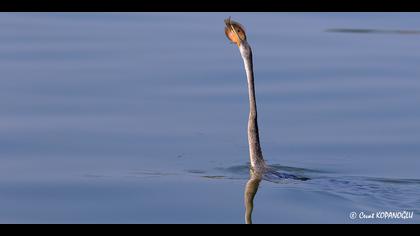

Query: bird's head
left=224, top=17, right=247, bottom=47
left=225, top=17, right=252, bottom=62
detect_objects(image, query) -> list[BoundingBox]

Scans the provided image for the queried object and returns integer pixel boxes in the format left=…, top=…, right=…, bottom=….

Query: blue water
left=0, top=13, right=419, bottom=223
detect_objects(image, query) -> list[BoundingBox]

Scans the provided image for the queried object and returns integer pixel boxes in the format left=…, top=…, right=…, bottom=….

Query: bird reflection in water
left=244, top=169, right=262, bottom=224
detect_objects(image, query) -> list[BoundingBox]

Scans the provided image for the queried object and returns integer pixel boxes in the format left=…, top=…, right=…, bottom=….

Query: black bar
left=0, top=0, right=419, bottom=12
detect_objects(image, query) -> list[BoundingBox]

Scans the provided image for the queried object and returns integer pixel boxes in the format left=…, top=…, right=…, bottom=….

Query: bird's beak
left=231, top=25, right=243, bottom=46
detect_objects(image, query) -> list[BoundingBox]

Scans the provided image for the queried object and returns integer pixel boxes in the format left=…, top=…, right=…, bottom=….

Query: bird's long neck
left=240, top=42, right=266, bottom=171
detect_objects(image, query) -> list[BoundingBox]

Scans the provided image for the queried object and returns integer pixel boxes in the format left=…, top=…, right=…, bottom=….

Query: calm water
left=0, top=13, right=419, bottom=223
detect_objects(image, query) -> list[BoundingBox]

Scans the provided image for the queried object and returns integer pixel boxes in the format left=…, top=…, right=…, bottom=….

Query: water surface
left=0, top=13, right=419, bottom=223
